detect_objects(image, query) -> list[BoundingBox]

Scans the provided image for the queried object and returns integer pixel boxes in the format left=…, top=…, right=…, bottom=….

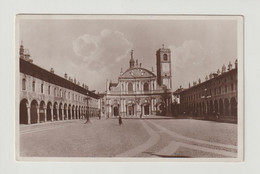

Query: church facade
left=104, top=46, right=173, bottom=117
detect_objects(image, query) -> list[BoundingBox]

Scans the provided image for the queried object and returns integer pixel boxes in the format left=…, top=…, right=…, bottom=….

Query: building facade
left=105, top=46, right=172, bottom=117
left=174, top=60, right=238, bottom=122
left=19, top=44, right=100, bottom=124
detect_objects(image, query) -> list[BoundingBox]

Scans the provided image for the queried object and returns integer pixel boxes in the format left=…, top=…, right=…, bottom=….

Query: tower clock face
left=162, top=63, right=170, bottom=73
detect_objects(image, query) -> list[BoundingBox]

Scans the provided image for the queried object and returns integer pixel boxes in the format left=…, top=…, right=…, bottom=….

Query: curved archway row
left=181, top=97, right=237, bottom=118
left=19, top=98, right=89, bottom=124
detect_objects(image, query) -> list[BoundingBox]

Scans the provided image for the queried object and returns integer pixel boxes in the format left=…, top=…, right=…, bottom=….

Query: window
left=231, top=84, right=234, bottom=91
left=128, top=83, right=133, bottom=92
left=22, top=79, right=26, bottom=90
left=219, top=87, right=221, bottom=94
left=32, top=81, right=35, bottom=92
left=163, top=54, right=168, bottom=61
left=68, top=92, right=70, bottom=99
left=225, top=85, right=228, bottom=93
left=41, top=84, right=44, bottom=93
left=64, top=91, right=66, bottom=99
left=48, top=86, right=50, bottom=95
left=54, top=88, right=57, bottom=96
left=60, top=89, right=62, bottom=97
left=144, top=83, right=149, bottom=91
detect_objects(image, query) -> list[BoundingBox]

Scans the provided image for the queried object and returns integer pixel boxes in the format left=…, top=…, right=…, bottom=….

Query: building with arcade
left=19, top=43, right=100, bottom=124
left=173, top=60, right=238, bottom=122
left=104, top=46, right=173, bottom=117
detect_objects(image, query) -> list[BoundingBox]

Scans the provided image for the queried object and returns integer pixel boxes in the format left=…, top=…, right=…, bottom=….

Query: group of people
left=84, top=111, right=123, bottom=126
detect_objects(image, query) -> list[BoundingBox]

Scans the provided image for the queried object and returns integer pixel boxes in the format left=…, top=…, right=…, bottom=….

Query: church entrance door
left=113, top=107, right=119, bottom=116
left=144, top=105, right=149, bottom=115
left=128, top=105, right=134, bottom=116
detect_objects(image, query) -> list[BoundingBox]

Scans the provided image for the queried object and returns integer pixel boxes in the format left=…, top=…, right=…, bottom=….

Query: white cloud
left=72, top=29, right=133, bottom=70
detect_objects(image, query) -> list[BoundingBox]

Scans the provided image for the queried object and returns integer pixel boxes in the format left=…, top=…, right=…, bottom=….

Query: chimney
left=50, top=68, right=54, bottom=73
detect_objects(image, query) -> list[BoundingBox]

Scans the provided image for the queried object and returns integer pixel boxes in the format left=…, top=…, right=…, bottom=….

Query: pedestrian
left=84, top=111, right=90, bottom=124
left=119, top=116, right=123, bottom=126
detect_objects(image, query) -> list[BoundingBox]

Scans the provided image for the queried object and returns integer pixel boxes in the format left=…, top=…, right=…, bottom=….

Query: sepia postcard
left=15, top=15, right=244, bottom=162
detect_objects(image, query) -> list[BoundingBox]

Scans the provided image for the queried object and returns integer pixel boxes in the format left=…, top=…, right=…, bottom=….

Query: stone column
left=37, top=106, right=40, bottom=123
left=61, top=108, right=64, bottom=120
left=27, top=106, right=31, bottom=124
left=50, top=106, right=53, bottom=121
left=44, top=107, right=47, bottom=122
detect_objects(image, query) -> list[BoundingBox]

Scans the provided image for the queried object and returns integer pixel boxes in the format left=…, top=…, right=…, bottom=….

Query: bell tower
left=156, top=44, right=172, bottom=89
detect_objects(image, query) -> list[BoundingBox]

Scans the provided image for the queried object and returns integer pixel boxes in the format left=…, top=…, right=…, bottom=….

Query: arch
left=64, top=103, right=67, bottom=120
left=47, top=102, right=52, bottom=121
left=210, top=100, right=214, bottom=115
left=30, top=100, right=38, bottom=124
left=78, top=106, right=81, bottom=119
left=53, top=102, right=58, bottom=120
left=72, top=105, right=75, bottom=119
left=128, top=83, right=133, bottom=92
left=214, top=100, right=218, bottom=115
left=224, top=98, right=230, bottom=116
left=144, top=104, right=149, bottom=115
left=68, top=104, right=71, bottom=119
left=113, top=106, right=119, bottom=116
left=219, top=99, right=224, bottom=115
left=76, top=106, right=78, bottom=119
left=144, top=82, right=149, bottom=91
left=59, top=103, right=63, bottom=120
left=231, top=97, right=237, bottom=116
left=163, top=54, right=168, bottom=61
left=39, top=101, right=45, bottom=122
left=20, top=99, right=28, bottom=124
left=127, top=104, right=134, bottom=116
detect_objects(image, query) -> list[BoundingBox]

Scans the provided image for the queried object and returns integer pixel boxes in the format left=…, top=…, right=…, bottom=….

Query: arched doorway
left=20, top=99, right=28, bottom=124
left=53, top=102, right=58, bottom=120
left=59, top=103, right=63, bottom=120
left=76, top=106, right=78, bottom=119
left=219, top=99, right=224, bottom=115
left=224, top=98, right=230, bottom=116
left=39, top=101, right=45, bottom=122
left=64, top=104, right=67, bottom=120
left=30, top=100, right=38, bottom=124
left=210, top=100, right=213, bottom=115
left=47, top=102, right=52, bottom=121
left=128, top=104, right=134, bottom=116
left=72, top=105, right=75, bottom=119
left=231, top=97, right=237, bottom=116
left=78, top=106, right=81, bottom=119
left=214, top=100, right=218, bottom=115
left=113, top=106, right=119, bottom=116
left=68, top=105, right=71, bottom=119
left=144, top=104, right=149, bottom=115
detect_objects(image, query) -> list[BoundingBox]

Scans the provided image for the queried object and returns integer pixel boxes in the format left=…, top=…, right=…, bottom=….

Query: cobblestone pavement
left=19, top=116, right=237, bottom=158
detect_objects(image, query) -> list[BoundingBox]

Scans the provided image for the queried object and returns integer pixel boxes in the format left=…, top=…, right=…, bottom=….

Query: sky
left=18, top=17, right=237, bottom=92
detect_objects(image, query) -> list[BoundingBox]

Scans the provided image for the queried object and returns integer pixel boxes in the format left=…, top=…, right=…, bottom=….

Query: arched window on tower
left=144, top=82, right=149, bottom=91
left=22, top=79, right=26, bottom=90
left=32, top=81, right=36, bottom=92
left=163, top=54, right=168, bottom=61
left=128, top=83, right=133, bottom=92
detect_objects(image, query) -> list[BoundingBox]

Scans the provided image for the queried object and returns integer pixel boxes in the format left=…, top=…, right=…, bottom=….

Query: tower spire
left=129, top=49, right=135, bottom=68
